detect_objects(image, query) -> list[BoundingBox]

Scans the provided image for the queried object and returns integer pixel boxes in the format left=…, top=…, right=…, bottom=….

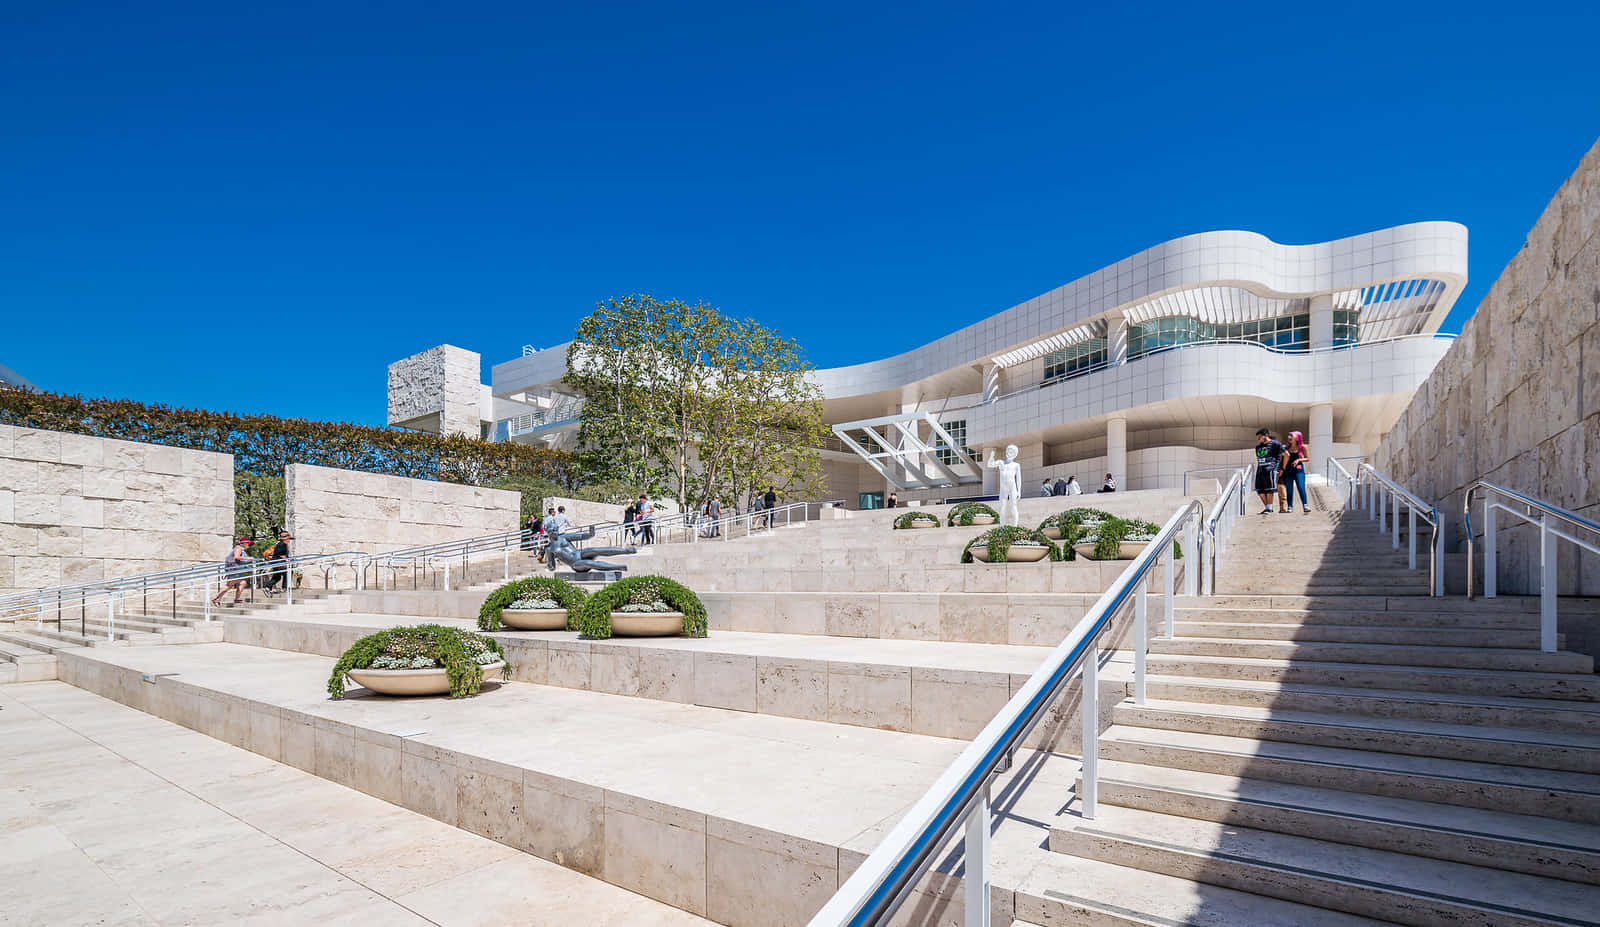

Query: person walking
left=522, top=512, right=540, bottom=551
left=637, top=494, right=656, bottom=545
left=263, top=531, right=292, bottom=595
left=1066, top=475, right=1082, bottom=495
left=762, top=486, right=778, bottom=529
left=623, top=500, right=639, bottom=543
left=1254, top=428, right=1288, bottom=514
left=540, top=506, right=563, bottom=563
left=212, top=537, right=255, bottom=607
left=707, top=497, right=722, bottom=536
left=1052, top=476, right=1068, bottom=496
left=1040, top=478, right=1055, bottom=497
left=1282, top=430, right=1311, bottom=513
left=1098, top=473, right=1117, bottom=493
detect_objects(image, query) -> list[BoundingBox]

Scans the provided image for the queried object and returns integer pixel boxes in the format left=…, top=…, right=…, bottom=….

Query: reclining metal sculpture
left=546, top=526, right=635, bottom=572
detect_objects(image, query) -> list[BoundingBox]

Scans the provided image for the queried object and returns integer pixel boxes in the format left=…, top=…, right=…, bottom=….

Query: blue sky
left=3, top=1, right=1598, bottom=425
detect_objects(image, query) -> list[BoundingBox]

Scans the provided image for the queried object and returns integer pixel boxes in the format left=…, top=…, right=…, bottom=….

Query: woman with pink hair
left=1281, top=430, right=1311, bottom=513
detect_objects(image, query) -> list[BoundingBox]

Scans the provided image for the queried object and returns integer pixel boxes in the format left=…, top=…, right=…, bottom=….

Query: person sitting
left=1052, top=476, right=1068, bottom=496
left=1098, top=473, right=1117, bottom=493
left=1066, top=475, right=1082, bottom=495
left=1040, top=479, right=1055, bottom=497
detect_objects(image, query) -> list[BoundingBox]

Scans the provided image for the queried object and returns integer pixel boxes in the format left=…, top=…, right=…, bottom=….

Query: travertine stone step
left=1050, top=805, right=1600, bottom=927
left=23, top=623, right=161, bottom=647
left=0, top=663, right=15, bottom=683
left=1099, top=726, right=1600, bottom=822
left=1083, top=760, right=1600, bottom=885
left=1112, top=698, right=1600, bottom=771
left=1169, top=621, right=1553, bottom=648
left=1146, top=654, right=1600, bottom=701
left=1175, top=607, right=1543, bottom=628
left=1137, top=676, right=1600, bottom=734
left=1175, top=595, right=1599, bottom=615
left=0, top=628, right=97, bottom=654
left=1147, top=638, right=1594, bottom=673
left=1012, top=850, right=1395, bottom=927
left=0, top=637, right=57, bottom=682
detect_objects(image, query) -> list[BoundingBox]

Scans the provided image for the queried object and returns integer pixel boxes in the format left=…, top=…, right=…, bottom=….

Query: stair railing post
left=964, top=782, right=991, bottom=927
left=1408, top=508, right=1417, bottom=570
left=1366, top=473, right=1374, bottom=518
left=1377, top=487, right=1385, bottom=534
left=1484, top=503, right=1497, bottom=598
left=204, top=579, right=212, bottom=622
left=1540, top=515, right=1557, bottom=653
left=1133, top=584, right=1147, bottom=705
left=1182, top=518, right=1197, bottom=598
left=106, top=592, right=116, bottom=642
left=1392, top=495, right=1401, bottom=549
left=1080, top=637, right=1098, bottom=820
left=504, top=549, right=510, bottom=581
left=1164, top=542, right=1176, bottom=640
left=444, top=562, right=451, bottom=592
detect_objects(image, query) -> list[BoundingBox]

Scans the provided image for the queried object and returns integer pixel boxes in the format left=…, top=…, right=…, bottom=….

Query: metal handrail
left=1464, top=480, right=1600, bottom=651
left=1203, top=466, right=1250, bottom=595
left=1356, top=463, right=1441, bottom=596
left=1325, top=456, right=1358, bottom=508
left=808, top=501, right=1203, bottom=927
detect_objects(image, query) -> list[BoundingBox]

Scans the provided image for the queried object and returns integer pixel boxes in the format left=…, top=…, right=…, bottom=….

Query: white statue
left=986, top=444, right=1023, bottom=526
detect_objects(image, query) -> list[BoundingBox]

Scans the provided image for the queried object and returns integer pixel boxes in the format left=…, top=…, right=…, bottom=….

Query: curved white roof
left=814, top=221, right=1468, bottom=401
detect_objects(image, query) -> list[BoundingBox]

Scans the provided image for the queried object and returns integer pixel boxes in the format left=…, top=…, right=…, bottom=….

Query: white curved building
left=389, top=221, right=1468, bottom=508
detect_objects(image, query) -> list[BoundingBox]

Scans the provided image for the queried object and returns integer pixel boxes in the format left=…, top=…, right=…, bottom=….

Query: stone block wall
left=0, top=425, right=234, bottom=593
left=1374, top=136, right=1600, bottom=600
left=387, top=344, right=483, bottom=437
left=284, top=463, right=520, bottom=561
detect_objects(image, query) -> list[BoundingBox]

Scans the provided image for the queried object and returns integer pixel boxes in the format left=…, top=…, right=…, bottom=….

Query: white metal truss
left=830, top=411, right=983, bottom=491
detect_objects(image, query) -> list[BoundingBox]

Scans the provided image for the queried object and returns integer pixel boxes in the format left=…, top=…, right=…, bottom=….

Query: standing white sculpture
left=986, top=444, right=1023, bottom=526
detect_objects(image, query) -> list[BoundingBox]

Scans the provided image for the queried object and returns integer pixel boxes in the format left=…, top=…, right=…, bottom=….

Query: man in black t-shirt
left=1253, top=428, right=1288, bottom=514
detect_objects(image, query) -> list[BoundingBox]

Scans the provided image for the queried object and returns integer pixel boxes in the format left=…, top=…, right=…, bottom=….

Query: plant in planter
left=947, top=501, right=1000, bottom=527
left=959, top=526, right=1065, bottom=564
left=328, top=624, right=508, bottom=699
left=1074, top=517, right=1183, bottom=561
left=575, top=574, right=708, bottom=639
left=1037, top=506, right=1115, bottom=543
left=893, top=510, right=941, bottom=530
left=477, top=576, right=589, bottom=631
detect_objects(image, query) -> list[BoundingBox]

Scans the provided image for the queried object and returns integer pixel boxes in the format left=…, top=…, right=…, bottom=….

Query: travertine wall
left=387, top=344, right=482, bottom=437
left=0, top=425, right=234, bottom=593
left=284, top=463, right=520, bottom=559
left=1375, top=136, right=1600, bottom=599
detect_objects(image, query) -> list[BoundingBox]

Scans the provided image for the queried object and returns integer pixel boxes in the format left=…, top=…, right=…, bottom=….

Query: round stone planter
left=345, top=660, right=505, bottom=697
left=1041, top=526, right=1065, bottom=539
left=1073, top=541, right=1150, bottom=561
left=902, top=519, right=940, bottom=529
left=610, top=611, right=685, bottom=636
left=970, top=545, right=1050, bottom=563
left=965, top=514, right=997, bottom=526
left=500, top=608, right=569, bottom=631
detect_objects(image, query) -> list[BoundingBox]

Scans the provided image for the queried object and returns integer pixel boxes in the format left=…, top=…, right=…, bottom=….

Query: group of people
left=1037, top=473, right=1117, bottom=496
left=622, top=494, right=657, bottom=544
left=211, top=529, right=293, bottom=607
left=1253, top=427, right=1312, bottom=514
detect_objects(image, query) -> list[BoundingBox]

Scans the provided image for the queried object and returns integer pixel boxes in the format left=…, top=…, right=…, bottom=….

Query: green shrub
left=574, top=574, right=707, bottom=639
left=328, top=625, right=508, bottom=699
left=960, top=526, right=1064, bottom=564
left=893, top=510, right=941, bottom=529
left=477, top=576, right=589, bottom=631
left=1036, top=507, right=1117, bottom=547
left=1074, top=517, right=1181, bottom=561
left=947, top=501, right=1000, bottom=527
left=574, top=480, right=647, bottom=505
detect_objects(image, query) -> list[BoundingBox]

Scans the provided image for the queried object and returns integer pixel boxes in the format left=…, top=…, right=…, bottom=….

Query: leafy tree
left=564, top=295, right=828, bottom=510
left=489, top=475, right=565, bottom=521
left=574, top=480, right=647, bottom=505
left=235, top=472, right=285, bottom=541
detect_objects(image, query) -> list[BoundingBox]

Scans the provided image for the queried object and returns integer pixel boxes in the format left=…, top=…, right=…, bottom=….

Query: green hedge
left=328, top=624, right=508, bottom=699
left=946, top=501, right=999, bottom=527
left=960, top=526, right=1065, bottom=564
left=574, top=575, right=707, bottom=639
left=477, top=576, right=589, bottom=631
left=1075, top=517, right=1182, bottom=561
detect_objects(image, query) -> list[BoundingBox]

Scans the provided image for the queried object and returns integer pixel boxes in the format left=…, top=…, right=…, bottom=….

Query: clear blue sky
left=4, top=1, right=1597, bottom=425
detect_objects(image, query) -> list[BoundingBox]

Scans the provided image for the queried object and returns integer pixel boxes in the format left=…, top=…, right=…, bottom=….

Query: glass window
left=1042, top=337, right=1108, bottom=385
left=1332, top=310, right=1360, bottom=346
left=933, top=419, right=974, bottom=466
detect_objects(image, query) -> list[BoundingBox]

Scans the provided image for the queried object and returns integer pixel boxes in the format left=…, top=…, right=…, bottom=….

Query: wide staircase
left=1036, top=493, right=1600, bottom=926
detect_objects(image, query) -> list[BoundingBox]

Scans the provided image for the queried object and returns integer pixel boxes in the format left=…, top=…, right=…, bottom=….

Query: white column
left=1108, top=316, right=1130, bottom=367
left=1106, top=418, right=1127, bottom=491
left=1310, top=294, right=1334, bottom=350
left=982, top=362, right=1002, bottom=405
left=1309, top=402, right=1333, bottom=479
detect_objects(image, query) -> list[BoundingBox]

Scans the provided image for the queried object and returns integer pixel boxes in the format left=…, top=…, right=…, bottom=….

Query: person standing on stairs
left=1281, top=430, right=1311, bottom=513
left=213, top=537, right=255, bottom=607
left=1254, top=428, right=1287, bottom=514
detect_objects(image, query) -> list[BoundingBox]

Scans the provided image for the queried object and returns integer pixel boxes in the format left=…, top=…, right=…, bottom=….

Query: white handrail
left=1465, top=481, right=1600, bottom=651
left=1325, top=455, right=1359, bottom=509
left=807, top=501, right=1203, bottom=927
left=1203, top=466, right=1250, bottom=595
left=1356, top=463, right=1442, bottom=596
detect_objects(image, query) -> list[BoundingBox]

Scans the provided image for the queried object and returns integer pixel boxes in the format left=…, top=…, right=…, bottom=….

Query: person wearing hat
left=264, top=530, right=294, bottom=595
left=213, top=537, right=255, bottom=607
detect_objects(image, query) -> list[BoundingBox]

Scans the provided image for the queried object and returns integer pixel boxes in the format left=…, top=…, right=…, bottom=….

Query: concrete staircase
left=1045, top=500, right=1600, bottom=925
